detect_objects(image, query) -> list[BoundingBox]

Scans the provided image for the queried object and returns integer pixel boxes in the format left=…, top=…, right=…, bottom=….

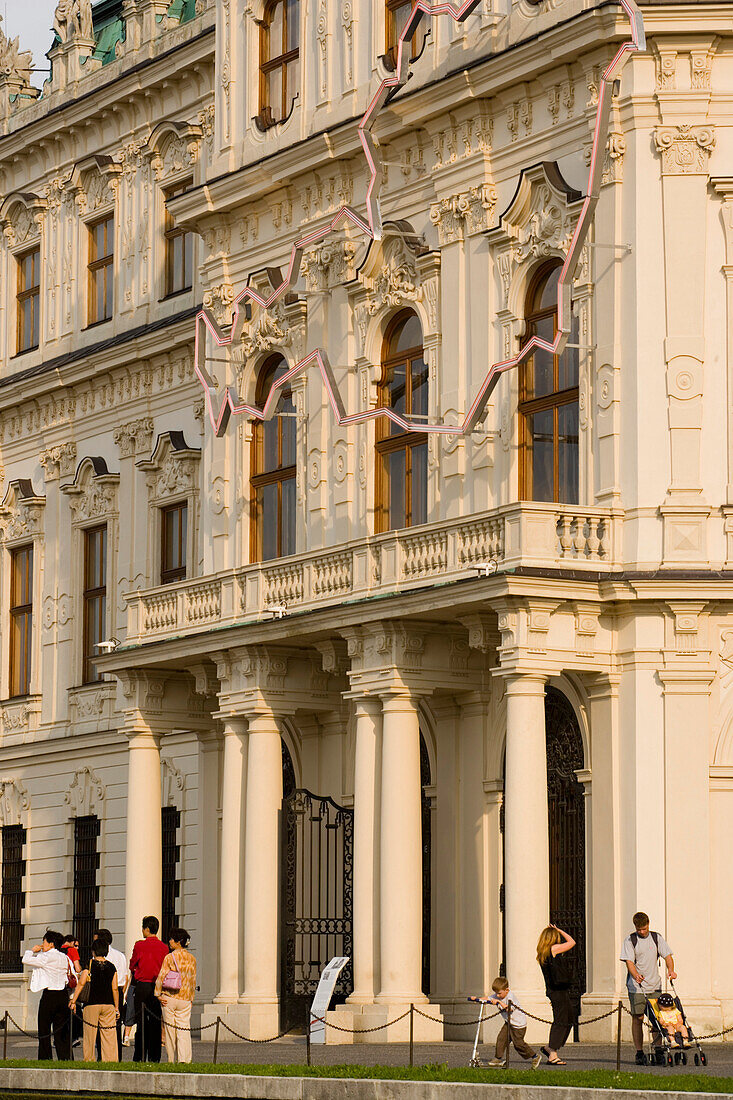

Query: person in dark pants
left=536, top=924, right=576, bottom=1065
left=22, top=930, right=72, bottom=1061
left=129, top=916, right=169, bottom=1062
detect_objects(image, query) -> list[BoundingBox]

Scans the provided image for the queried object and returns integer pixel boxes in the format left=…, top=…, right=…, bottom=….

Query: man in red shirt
left=129, top=916, right=169, bottom=1062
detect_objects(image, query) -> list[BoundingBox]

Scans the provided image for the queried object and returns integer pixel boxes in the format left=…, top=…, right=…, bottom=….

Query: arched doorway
left=279, top=740, right=354, bottom=1030
left=420, top=731, right=432, bottom=996
left=545, top=687, right=587, bottom=1027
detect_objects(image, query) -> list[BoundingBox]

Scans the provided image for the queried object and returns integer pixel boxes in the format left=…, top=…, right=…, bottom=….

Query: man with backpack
left=620, top=911, right=677, bottom=1064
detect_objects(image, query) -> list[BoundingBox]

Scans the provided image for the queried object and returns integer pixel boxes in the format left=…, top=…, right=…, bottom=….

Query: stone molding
left=65, top=766, right=105, bottom=817
left=0, top=778, right=29, bottom=825
left=61, top=456, right=120, bottom=525
left=653, top=125, right=716, bottom=176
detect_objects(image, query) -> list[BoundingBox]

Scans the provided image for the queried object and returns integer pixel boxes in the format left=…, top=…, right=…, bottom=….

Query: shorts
left=629, top=987, right=660, bottom=1015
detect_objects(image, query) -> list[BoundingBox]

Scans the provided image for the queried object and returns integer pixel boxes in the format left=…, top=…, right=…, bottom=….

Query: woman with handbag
left=69, top=939, right=119, bottom=1062
left=154, top=928, right=197, bottom=1063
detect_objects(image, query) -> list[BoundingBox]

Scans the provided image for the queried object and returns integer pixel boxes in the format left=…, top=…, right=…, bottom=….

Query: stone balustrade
left=125, top=503, right=620, bottom=644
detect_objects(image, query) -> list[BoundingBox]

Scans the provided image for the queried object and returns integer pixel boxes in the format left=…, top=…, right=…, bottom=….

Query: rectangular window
left=161, top=501, right=187, bottom=584
left=73, top=815, right=100, bottom=963
left=83, top=526, right=107, bottom=684
left=16, top=247, right=40, bottom=353
left=161, top=805, right=181, bottom=942
left=0, top=824, right=26, bottom=973
left=10, top=545, right=33, bottom=698
left=88, top=215, right=114, bottom=325
left=164, top=179, right=193, bottom=298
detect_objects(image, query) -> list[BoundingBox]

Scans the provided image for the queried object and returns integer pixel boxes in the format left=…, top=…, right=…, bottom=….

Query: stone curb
left=0, top=1069, right=725, bottom=1100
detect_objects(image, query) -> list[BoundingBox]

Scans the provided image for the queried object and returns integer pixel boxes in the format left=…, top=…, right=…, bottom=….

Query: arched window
left=386, top=0, right=418, bottom=67
left=376, top=311, right=428, bottom=532
left=518, top=264, right=579, bottom=504
left=251, top=355, right=296, bottom=561
left=259, top=0, right=300, bottom=128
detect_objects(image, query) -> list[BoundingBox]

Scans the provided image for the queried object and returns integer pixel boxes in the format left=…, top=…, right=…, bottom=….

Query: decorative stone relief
left=39, top=442, right=77, bottom=482
left=301, top=240, right=357, bottom=291
left=62, top=457, right=120, bottom=524
left=203, top=282, right=235, bottom=326
left=53, top=0, right=94, bottom=43
left=137, top=431, right=201, bottom=504
left=585, top=130, right=626, bottom=185
left=114, top=418, right=154, bottom=459
left=341, top=2, right=354, bottom=88
left=199, top=104, right=215, bottom=158
left=0, top=192, right=46, bottom=246
left=68, top=155, right=122, bottom=214
left=144, top=119, right=202, bottom=180
left=161, top=758, right=184, bottom=807
left=0, top=480, right=45, bottom=543
left=361, top=234, right=422, bottom=315
left=0, top=16, right=33, bottom=87
left=654, top=125, right=716, bottom=176
left=0, top=778, right=29, bottom=825
left=430, top=184, right=497, bottom=245
left=65, top=767, right=105, bottom=817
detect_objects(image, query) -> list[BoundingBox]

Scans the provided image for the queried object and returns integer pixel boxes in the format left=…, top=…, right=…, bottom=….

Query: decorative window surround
left=65, top=766, right=106, bottom=818
left=0, top=481, right=44, bottom=705
left=68, top=155, right=122, bottom=217
left=144, top=120, right=203, bottom=183
left=67, top=682, right=117, bottom=730
left=0, top=778, right=29, bottom=827
left=62, top=456, right=120, bottom=527
left=137, top=432, right=202, bottom=586
left=0, top=192, right=46, bottom=251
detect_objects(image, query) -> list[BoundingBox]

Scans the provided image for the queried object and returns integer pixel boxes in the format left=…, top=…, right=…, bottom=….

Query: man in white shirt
left=620, top=910, right=676, bottom=1065
left=96, top=928, right=128, bottom=1058
left=22, top=930, right=72, bottom=1060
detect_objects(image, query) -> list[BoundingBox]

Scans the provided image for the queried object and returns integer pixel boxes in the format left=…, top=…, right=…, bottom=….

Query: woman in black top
left=536, top=924, right=576, bottom=1065
left=69, top=939, right=119, bottom=1062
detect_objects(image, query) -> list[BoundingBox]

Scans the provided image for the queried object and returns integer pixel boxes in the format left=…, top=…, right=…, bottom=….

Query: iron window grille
left=161, top=806, right=181, bottom=942
left=0, top=824, right=26, bottom=973
left=16, top=247, right=40, bottom=354
left=73, top=815, right=101, bottom=963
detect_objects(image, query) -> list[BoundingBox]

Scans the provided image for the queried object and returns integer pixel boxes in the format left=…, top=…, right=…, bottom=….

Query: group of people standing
left=21, top=915, right=197, bottom=1065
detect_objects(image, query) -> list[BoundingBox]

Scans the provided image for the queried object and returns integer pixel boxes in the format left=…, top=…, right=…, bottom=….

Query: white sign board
left=309, top=956, right=349, bottom=1044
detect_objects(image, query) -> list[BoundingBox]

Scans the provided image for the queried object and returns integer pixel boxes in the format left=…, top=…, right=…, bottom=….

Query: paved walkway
left=2, top=1032, right=732, bottom=1077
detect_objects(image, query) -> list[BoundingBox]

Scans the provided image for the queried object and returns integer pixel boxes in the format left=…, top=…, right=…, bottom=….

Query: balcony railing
left=125, top=503, right=620, bottom=645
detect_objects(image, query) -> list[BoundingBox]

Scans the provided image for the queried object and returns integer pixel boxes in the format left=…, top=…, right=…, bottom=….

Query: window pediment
left=68, top=155, right=122, bottom=215
left=0, top=480, right=45, bottom=543
left=137, top=431, right=201, bottom=503
left=144, top=120, right=203, bottom=181
left=0, top=778, right=29, bottom=826
left=61, top=456, right=120, bottom=525
left=0, top=192, right=46, bottom=248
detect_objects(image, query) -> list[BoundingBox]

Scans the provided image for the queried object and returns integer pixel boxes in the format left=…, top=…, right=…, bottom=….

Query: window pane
left=268, top=66, right=283, bottom=120
left=539, top=266, right=560, bottom=310
left=263, top=418, right=280, bottom=471
left=281, top=403, right=296, bottom=467
left=269, top=1, right=284, bottom=54
left=530, top=315, right=555, bottom=397
left=388, top=449, right=406, bottom=530
left=183, top=231, right=193, bottom=288
left=411, top=442, right=427, bottom=526
left=559, top=313, right=580, bottom=390
left=388, top=362, right=406, bottom=433
left=105, top=263, right=113, bottom=319
left=281, top=475, right=296, bottom=556
left=529, top=408, right=554, bottom=502
left=392, top=313, right=422, bottom=354
left=411, top=357, right=428, bottom=419
left=286, top=58, right=299, bottom=113
left=558, top=402, right=579, bottom=505
left=286, top=0, right=299, bottom=51
left=259, top=482, right=279, bottom=561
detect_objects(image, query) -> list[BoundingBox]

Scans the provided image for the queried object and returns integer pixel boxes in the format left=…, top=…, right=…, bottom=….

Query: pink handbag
left=161, top=953, right=182, bottom=993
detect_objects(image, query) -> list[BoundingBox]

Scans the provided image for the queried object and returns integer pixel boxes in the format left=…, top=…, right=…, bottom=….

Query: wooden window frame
left=250, top=356, right=296, bottom=562
left=164, top=179, right=193, bottom=299
left=518, top=262, right=580, bottom=503
left=386, top=0, right=419, bottom=67
left=161, top=501, right=188, bottom=585
left=87, top=214, right=114, bottom=326
left=259, top=0, right=299, bottom=128
left=16, top=246, right=40, bottom=354
left=82, top=525, right=107, bottom=685
left=9, top=544, right=33, bottom=699
left=375, top=310, right=428, bottom=533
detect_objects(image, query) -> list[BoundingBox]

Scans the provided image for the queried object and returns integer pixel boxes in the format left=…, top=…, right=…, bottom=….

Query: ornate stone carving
left=68, top=155, right=121, bottom=214
left=585, top=130, right=626, bottom=185
left=301, top=240, right=357, bottom=291
left=65, top=767, right=105, bottom=816
left=0, top=778, right=29, bottom=825
left=0, top=480, right=45, bottom=543
left=161, top=758, right=184, bottom=806
left=0, top=193, right=46, bottom=246
left=114, top=418, right=154, bottom=459
left=0, top=16, right=33, bottom=87
left=61, top=457, right=119, bottom=524
left=430, top=184, right=497, bottom=245
left=654, top=125, right=716, bottom=176
left=137, top=431, right=201, bottom=503
left=145, top=121, right=202, bottom=180
left=241, top=298, right=290, bottom=358
left=203, top=282, right=235, bottom=326
left=361, top=235, right=422, bottom=315
left=53, top=0, right=93, bottom=42
left=341, top=2, right=354, bottom=87
left=39, top=442, right=77, bottom=482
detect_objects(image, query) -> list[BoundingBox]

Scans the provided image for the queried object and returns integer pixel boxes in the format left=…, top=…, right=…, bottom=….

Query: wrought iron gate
left=280, top=788, right=354, bottom=1031
left=546, top=687, right=587, bottom=1030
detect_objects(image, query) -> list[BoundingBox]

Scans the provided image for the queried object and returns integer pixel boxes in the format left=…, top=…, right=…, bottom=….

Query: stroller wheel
left=655, top=1050, right=666, bottom=1066
left=701, top=1053, right=707, bottom=1066
left=694, top=1054, right=699, bottom=1066
left=681, top=1053, right=687, bottom=1065
left=667, top=1054, right=674, bottom=1066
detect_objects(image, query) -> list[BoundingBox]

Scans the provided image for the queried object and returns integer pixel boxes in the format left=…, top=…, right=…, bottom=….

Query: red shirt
left=64, top=946, right=80, bottom=966
left=130, top=936, right=169, bottom=983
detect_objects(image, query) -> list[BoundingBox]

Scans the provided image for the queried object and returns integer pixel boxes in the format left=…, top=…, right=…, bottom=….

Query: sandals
left=548, top=1058, right=567, bottom=1066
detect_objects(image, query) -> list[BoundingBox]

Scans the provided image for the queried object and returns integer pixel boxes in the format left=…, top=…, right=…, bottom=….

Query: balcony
left=124, top=503, right=620, bottom=645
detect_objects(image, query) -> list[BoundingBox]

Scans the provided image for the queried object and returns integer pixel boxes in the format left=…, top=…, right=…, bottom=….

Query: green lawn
left=0, top=1060, right=731, bottom=1093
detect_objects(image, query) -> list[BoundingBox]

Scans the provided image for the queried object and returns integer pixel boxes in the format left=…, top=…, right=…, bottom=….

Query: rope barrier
left=309, top=1009, right=412, bottom=1034
left=219, top=1019, right=298, bottom=1043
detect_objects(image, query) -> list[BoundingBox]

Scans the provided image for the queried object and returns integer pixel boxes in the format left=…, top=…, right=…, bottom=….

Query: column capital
left=219, top=716, right=249, bottom=737
left=496, top=670, right=549, bottom=695
left=125, top=727, right=162, bottom=750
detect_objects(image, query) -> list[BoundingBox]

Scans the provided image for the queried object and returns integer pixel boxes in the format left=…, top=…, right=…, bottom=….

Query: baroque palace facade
left=0, top=0, right=731, bottom=1043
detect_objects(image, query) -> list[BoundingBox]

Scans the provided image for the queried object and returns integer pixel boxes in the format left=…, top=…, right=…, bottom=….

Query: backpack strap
left=630, top=932, right=638, bottom=949
left=630, top=930, right=661, bottom=958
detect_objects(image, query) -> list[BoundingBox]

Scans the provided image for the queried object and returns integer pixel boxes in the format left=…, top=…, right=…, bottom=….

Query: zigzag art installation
left=194, top=0, right=646, bottom=439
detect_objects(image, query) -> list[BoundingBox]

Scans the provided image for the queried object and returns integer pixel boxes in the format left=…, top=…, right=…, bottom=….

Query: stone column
left=124, top=728, right=162, bottom=958
left=238, top=711, right=282, bottom=1038
left=215, top=718, right=247, bottom=1005
left=503, top=673, right=549, bottom=1010
left=377, top=692, right=426, bottom=1006
left=348, top=696, right=382, bottom=1004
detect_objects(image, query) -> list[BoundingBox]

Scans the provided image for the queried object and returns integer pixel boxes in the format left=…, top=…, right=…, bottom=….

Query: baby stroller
left=644, top=983, right=707, bottom=1067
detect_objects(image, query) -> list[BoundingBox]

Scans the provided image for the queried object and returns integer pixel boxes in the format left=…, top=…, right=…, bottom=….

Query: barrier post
left=505, top=1002, right=511, bottom=1069
left=306, top=1013, right=312, bottom=1066
left=2, top=1010, right=7, bottom=1060
left=409, top=1004, right=414, bottom=1067
left=213, top=1017, right=220, bottom=1065
left=616, top=1000, right=622, bottom=1072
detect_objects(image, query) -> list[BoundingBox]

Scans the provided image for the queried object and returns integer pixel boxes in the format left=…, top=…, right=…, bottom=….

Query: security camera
left=264, top=604, right=288, bottom=619
left=474, top=561, right=499, bottom=577
left=95, top=638, right=120, bottom=654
